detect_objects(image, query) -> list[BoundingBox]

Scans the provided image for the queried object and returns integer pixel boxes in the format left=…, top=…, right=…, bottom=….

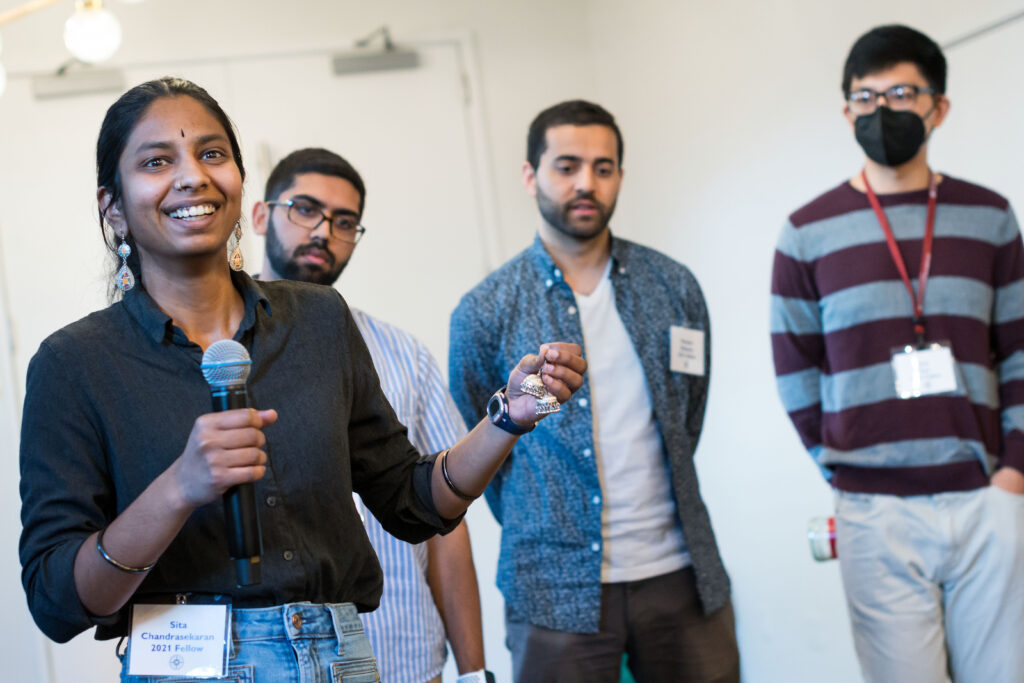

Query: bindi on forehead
left=180, top=129, right=185, bottom=138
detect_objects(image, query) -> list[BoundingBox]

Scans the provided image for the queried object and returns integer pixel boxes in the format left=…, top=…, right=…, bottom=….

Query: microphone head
left=201, top=340, right=252, bottom=388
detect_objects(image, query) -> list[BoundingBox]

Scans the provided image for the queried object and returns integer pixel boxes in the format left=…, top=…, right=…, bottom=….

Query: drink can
left=807, top=516, right=837, bottom=561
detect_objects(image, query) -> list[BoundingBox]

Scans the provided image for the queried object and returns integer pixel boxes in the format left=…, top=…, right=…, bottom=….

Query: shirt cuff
left=412, top=453, right=465, bottom=535
left=999, top=434, right=1024, bottom=474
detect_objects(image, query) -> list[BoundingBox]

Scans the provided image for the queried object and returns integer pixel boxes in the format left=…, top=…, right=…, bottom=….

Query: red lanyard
left=861, top=170, right=938, bottom=346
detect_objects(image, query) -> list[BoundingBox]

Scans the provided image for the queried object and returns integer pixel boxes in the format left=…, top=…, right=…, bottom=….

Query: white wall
left=585, top=1, right=1024, bottom=680
left=1, top=0, right=1022, bottom=681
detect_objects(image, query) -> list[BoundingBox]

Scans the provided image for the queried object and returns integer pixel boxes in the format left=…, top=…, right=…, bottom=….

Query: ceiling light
left=64, top=0, right=122, bottom=64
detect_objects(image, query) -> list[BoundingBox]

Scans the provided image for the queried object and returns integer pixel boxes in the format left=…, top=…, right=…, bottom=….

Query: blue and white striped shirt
left=350, top=308, right=468, bottom=683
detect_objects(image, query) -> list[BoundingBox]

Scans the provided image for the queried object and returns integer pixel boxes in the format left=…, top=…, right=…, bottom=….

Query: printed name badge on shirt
left=128, top=602, right=230, bottom=678
left=670, top=326, right=705, bottom=376
left=891, top=342, right=957, bottom=399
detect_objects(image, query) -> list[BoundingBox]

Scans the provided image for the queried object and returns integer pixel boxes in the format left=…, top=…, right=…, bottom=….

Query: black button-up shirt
left=19, top=272, right=455, bottom=643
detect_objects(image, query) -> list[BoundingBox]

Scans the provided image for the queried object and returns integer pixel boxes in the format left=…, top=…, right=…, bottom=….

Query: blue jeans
left=120, top=602, right=380, bottom=682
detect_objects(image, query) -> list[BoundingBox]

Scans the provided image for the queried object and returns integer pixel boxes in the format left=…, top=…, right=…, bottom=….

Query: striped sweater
left=771, top=176, right=1024, bottom=496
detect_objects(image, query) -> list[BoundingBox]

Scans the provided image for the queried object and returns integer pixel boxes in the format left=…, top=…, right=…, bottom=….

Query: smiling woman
left=95, top=79, right=248, bottom=303
left=17, top=78, right=585, bottom=683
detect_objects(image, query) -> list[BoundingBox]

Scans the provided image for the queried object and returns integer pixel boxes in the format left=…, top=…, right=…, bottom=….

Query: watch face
left=487, top=392, right=502, bottom=422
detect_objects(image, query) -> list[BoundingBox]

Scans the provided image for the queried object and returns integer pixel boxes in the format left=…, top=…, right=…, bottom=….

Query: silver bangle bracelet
left=440, top=449, right=477, bottom=502
left=96, top=528, right=156, bottom=574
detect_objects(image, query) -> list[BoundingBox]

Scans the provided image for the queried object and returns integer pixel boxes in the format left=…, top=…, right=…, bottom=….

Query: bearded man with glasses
left=251, top=148, right=493, bottom=683
left=771, top=25, right=1024, bottom=683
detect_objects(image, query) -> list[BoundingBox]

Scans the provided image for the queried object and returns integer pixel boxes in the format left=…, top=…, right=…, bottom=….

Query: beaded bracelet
left=96, top=528, right=156, bottom=574
left=440, top=449, right=477, bottom=502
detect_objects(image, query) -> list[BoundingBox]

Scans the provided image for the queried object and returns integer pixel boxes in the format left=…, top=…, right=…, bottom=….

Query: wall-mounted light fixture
left=333, top=25, right=420, bottom=76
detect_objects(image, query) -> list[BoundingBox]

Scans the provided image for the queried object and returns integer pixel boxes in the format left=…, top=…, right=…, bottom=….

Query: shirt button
left=592, top=495, right=601, bottom=505
left=619, top=266, right=626, bottom=274
left=583, top=448, right=592, bottom=457
left=591, top=542, right=600, bottom=552
left=545, top=279, right=553, bottom=288
left=554, top=268, right=563, bottom=279
left=291, top=613, right=303, bottom=629
left=568, top=305, right=577, bottom=316
left=265, top=496, right=277, bottom=507
left=283, top=550, right=294, bottom=561
left=578, top=398, right=588, bottom=408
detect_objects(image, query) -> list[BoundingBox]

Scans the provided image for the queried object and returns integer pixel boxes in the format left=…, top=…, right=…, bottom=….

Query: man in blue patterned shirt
left=252, top=148, right=493, bottom=683
left=449, top=101, right=739, bottom=682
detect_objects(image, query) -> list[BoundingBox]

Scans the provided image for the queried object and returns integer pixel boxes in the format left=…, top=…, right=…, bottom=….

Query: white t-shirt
left=574, top=261, right=690, bottom=583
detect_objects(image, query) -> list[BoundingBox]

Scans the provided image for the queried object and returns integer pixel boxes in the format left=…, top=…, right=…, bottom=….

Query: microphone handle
left=211, top=386, right=262, bottom=587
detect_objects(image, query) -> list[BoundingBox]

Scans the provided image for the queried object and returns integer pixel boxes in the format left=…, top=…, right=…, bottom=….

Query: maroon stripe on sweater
left=1000, top=379, right=1024, bottom=406
left=790, top=182, right=863, bottom=228
left=993, top=318, right=1024, bottom=356
left=772, top=332, right=824, bottom=375
left=822, top=398, right=998, bottom=451
left=789, top=176, right=1008, bottom=228
left=994, top=235, right=1024, bottom=286
left=1001, top=434, right=1024, bottom=472
left=932, top=176, right=1009, bottom=211
left=822, top=316, right=993, bottom=373
left=813, top=238, right=999, bottom=298
left=787, top=404, right=822, bottom=450
left=771, top=250, right=819, bottom=298
left=832, top=461, right=988, bottom=496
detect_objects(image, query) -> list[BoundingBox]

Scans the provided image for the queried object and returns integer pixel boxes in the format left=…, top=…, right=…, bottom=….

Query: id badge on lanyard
left=128, top=593, right=231, bottom=678
left=891, top=342, right=958, bottom=398
left=863, top=171, right=958, bottom=400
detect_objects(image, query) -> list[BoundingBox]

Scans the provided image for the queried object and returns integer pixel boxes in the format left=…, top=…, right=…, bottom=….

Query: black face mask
left=854, top=107, right=926, bottom=167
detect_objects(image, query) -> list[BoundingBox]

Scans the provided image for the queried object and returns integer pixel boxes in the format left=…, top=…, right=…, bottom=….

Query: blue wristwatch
left=487, top=387, right=534, bottom=435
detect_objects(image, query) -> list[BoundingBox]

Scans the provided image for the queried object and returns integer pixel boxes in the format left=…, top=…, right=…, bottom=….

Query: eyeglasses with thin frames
left=847, top=84, right=938, bottom=116
left=266, top=198, right=366, bottom=244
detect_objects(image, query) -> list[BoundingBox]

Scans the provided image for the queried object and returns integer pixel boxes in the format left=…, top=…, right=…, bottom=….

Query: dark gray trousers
left=506, top=567, right=740, bottom=683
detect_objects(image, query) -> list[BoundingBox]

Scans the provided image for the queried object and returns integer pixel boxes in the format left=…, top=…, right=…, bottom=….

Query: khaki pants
left=836, top=486, right=1024, bottom=683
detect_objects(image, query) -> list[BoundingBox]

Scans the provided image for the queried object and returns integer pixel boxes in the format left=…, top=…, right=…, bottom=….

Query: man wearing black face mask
left=771, top=25, right=1024, bottom=683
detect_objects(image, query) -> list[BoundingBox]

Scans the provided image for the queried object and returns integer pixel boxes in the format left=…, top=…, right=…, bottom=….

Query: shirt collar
left=122, top=270, right=272, bottom=345
left=529, top=232, right=630, bottom=289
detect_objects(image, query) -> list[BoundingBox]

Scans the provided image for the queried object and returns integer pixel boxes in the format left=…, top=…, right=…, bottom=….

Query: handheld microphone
left=201, top=339, right=262, bottom=587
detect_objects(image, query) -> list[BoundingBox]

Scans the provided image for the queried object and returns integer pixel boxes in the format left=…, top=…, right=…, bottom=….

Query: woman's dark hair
left=842, top=25, right=947, bottom=96
left=96, top=77, right=246, bottom=299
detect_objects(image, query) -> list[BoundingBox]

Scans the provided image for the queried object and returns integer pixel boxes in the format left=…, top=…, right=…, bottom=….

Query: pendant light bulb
left=64, top=1, right=123, bottom=64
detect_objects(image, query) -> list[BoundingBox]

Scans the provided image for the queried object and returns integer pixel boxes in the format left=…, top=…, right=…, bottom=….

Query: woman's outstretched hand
left=505, top=343, right=586, bottom=429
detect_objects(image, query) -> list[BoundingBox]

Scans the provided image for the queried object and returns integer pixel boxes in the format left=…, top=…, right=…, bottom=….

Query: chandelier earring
left=229, top=220, right=244, bottom=271
left=115, top=230, right=135, bottom=292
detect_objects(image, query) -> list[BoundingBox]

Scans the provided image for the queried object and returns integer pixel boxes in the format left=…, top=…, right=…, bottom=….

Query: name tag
left=891, top=343, right=957, bottom=399
left=128, top=603, right=230, bottom=678
left=670, top=326, right=705, bottom=376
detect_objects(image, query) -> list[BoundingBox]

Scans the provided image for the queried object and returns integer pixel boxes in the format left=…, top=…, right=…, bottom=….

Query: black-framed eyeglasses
left=847, top=84, right=937, bottom=115
left=266, top=198, right=366, bottom=244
